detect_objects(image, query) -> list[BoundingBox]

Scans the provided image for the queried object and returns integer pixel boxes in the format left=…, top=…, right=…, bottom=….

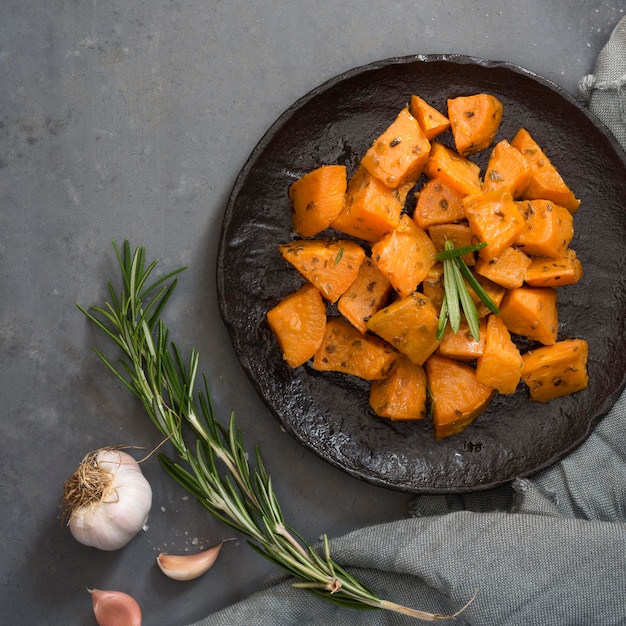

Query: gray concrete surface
left=1, top=1, right=623, bottom=624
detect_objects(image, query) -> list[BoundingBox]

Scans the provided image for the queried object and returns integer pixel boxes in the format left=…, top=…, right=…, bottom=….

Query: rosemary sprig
left=77, top=240, right=472, bottom=621
left=434, top=241, right=499, bottom=341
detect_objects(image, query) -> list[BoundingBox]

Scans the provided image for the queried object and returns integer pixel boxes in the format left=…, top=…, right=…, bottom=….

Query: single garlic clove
left=89, top=588, right=142, bottom=626
left=156, top=541, right=225, bottom=581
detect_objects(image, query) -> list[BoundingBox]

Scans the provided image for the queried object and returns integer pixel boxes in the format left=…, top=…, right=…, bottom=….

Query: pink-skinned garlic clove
left=89, top=588, right=142, bottom=626
left=156, top=541, right=227, bottom=581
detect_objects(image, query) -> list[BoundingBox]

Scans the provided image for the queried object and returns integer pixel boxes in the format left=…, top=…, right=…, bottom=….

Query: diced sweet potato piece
left=361, top=107, right=431, bottom=188
left=267, top=284, right=327, bottom=368
left=428, top=222, right=477, bottom=266
left=462, top=190, right=525, bottom=262
left=371, top=214, right=437, bottom=298
left=312, top=317, right=398, bottom=380
left=367, top=292, right=440, bottom=365
left=510, top=128, right=581, bottom=212
left=288, top=165, right=347, bottom=237
left=524, top=249, right=583, bottom=287
left=337, top=257, right=393, bottom=334
left=422, top=263, right=444, bottom=311
left=482, top=139, right=531, bottom=198
left=514, top=199, right=574, bottom=259
left=278, top=239, right=365, bottom=303
left=447, top=94, right=503, bottom=156
left=437, top=319, right=486, bottom=361
left=466, top=273, right=506, bottom=318
left=498, top=286, right=558, bottom=345
left=409, top=95, right=451, bottom=140
left=475, top=314, right=523, bottom=394
left=424, top=142, right=482, bottom=196
left=425, top=354, right=494, bottom=440
left=369, top=356, right=428, bottom=420
left=331, top=165, right=405, bottom=242
left=474, top=246, right=532, bottom=290
left=521, top=339, right=589, bottom=402
left=413, top=177, right=467, bottom=229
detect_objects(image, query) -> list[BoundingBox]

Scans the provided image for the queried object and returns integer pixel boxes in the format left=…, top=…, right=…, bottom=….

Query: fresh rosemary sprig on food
left=434, top=240, right=499, bottom=341
left=77, top=240, right=472, bottom=621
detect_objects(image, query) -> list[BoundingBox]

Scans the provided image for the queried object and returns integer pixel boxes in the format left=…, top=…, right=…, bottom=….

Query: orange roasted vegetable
left=475, top=314, right=523, bottom=394
left=474, top=246, right=532, bottom=290
left=289, top=165, right=347, bottom=237
left=482, top=139, right=531, bottom=198
left=424, top=142, right=482, bottom=196
left=436, top=319, right=486, bottom=361
left=521, top=339, right=589, bottom=402
left=462, top=190, right=525, bottom=262
left=331, top=165, right=406, bottom=242
left=428, top=223, right=477, bottom=266
left=278, top=239, right=365, bottom=303
left=447, top=94, right=503, bottom=156
left=361, top=107, right=431, bottom=188
left=312, top=317, right=398, bottom=380
left=467, top=273, right=506, bottom=319
left=511, top=128, right=581, bottom=212
left=422, top=263, right=445, bottom=311
left=413, top=177, right=467, bottom=229
left=337, top=257, right=393, bottom=334
left=369, top=356, right=428, bottom=420
left=524, top=249, right=583, bottom=287
left=425, top=354, right=494, bottom=440
left=409, top=95, right=451, bottom=140
left=498, top=286, right=558, bottom=345
left=266, top=283, right=327, bottom=368
left=514, top=199, right=574, bottom=259
left=367, top=292, right=440, bottom=366
left=371, top=214, right=437, bottom=298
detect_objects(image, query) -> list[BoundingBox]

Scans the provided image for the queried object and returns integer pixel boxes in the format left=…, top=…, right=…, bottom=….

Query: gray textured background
left=1, top=1, right=623, bottom=624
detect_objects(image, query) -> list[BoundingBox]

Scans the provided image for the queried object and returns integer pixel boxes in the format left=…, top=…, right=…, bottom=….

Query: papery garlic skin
left=68, top=449, right=152, bottom=551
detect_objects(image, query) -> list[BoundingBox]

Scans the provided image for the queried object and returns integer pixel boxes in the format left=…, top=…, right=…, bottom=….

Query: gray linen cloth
left=192, top=18, right=626, bottom=626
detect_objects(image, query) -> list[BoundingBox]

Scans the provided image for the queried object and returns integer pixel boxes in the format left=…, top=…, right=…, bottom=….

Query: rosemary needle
left=77, top=240, right=471, bottom=621
left=435, top=240, right=499, bottom=341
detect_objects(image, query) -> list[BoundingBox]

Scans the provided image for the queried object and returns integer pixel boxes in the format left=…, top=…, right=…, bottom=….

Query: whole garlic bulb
left=63, top=448, right=152, bottom=551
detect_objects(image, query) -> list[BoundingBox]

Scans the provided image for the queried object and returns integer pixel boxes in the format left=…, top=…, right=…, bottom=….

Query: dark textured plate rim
left=217, top=54, right=626, bottom=493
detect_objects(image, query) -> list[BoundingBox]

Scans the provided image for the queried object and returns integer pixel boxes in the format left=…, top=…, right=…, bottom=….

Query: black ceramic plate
left=217, top=55, right=626, bottom=493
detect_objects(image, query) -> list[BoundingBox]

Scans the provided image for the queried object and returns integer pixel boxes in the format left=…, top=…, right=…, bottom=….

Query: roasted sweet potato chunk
left=331, top=165, right=405, bottom=242
left=482, top=139, right=531, bottom=198
left=361, top=107, right=431, bottom=188
left=369, top=356, right=428, bottom=420
left=437, top=319, right=486, bottom=361
left=371, top=214, right=437, bottom=298
left=312, top=317, right=398, bottom=380
left=409, top=95, right=451, bottom=140
left=511, top=128, right=581, bottom=212
left=267, top=283, right=327, bottom=368
left=514, top=199, right=574, bottom=259
left=462, top=190, right=525, bottom=262
left=524, top=249, right=583, bottom=287
left=413, top=177, right=467, bottom=229
left=475, top=314, right=523, bottom=394
left=428, top=222, right=477, bottom=266
left=447, top=94, right=503, bottom=156
left=289, top=165, right=347, bottom=237
left=337, top=257, right=393, bottom=334
left=278, top=239, right=365, bottom=303
left=499, top=286, right=558, bottom=345
left=474, top=246, right=532, bottom=290
left=425, top=354, right=494, bottom=440
left=424, top=142, right=482, bottom=196
left=521, top=339, right=589, bottom=402
left=367, top=292, right=440, bottom=366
